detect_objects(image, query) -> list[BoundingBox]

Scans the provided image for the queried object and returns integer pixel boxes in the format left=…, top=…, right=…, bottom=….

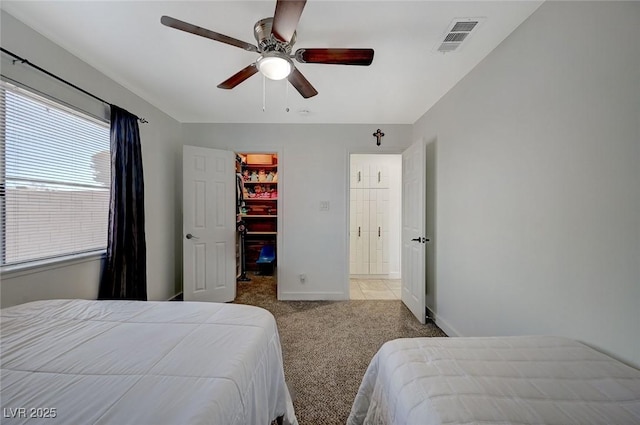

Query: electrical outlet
left=319, top=201, right=330, bottom=211
left=299, top=273, right=307, bottom=283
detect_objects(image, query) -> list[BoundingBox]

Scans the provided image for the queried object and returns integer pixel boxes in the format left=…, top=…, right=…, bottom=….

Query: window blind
left=0, top=81, right=110, bottom=267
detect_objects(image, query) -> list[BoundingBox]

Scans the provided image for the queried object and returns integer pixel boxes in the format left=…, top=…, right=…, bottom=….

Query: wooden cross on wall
left=373, top=129, right=385, bottom=146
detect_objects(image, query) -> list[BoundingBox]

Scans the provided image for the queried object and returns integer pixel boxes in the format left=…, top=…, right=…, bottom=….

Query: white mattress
left=1, top=299, right=297, bottom=425
left=348, top=336, right=640, bottom=425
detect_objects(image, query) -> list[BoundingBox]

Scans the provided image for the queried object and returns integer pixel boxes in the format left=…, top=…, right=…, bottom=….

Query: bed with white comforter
left=348, top=336, right=640, bottom=425
left=0, top=299, right=297, bottom=425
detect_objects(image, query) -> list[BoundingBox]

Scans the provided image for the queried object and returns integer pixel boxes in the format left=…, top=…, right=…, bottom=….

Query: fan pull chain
left=285, top=80, right=290, bottom=113
left=262, top=75, right=266, bottom=112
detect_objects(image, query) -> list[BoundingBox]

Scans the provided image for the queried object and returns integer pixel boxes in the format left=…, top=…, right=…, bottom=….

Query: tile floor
left=350, top=278, right=401, bottom=300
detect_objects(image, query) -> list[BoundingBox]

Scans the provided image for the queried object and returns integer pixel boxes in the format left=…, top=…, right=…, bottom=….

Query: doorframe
left=424, top=138, right=437, bottom=319
left=345, top=150, right=404, bottom=297
left=235, top=147, right=284, bottom=300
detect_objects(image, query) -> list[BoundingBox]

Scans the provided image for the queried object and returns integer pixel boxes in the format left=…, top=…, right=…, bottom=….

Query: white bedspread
left=1, top=299, right=297, bottom=425
left=348, top=336, right=640, bottom=425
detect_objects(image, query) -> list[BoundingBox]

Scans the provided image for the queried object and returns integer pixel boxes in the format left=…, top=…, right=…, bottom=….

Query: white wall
left=414, top=1, right=640, bottom=367
left=0, top=11, right=183, bottom=307
left=181, top=124, right=412, bottom=299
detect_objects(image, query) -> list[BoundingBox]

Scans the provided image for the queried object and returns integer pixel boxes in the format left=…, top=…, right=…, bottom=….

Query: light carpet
left=234, top=273, right=447, bottom=425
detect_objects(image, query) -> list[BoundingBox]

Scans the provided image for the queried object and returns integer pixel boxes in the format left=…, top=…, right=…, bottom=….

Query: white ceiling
left=2, top=1, right=543, bottom=124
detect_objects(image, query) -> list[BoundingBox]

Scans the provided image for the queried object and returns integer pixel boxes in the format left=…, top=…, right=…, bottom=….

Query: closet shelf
left=243, top=181, right=277, bottom=184
left=244, top=164, right=277, bottom=168
left=246, top=231, right=277, bottom=235
left=244, top=198, right=277, bottom=201
left=240, top=215, right=277, bottom=218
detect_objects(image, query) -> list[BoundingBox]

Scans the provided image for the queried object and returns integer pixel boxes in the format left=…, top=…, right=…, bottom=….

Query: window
left=0, top=82, right=110, bottom=267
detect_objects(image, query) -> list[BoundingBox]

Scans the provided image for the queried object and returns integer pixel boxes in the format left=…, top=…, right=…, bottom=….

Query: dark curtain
left=99, top=105, right=147, bottom=301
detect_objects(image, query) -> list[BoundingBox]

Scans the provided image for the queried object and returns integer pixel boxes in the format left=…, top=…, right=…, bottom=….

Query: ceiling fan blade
left=287, top=67, right=318, bottom=98
left=217, top=64, right=259, bottom=89
left=271, top=0, right=306, bottom=43
left=161, top=15, right=258, bottom=53
left=295, top=48, right=375, bottom=66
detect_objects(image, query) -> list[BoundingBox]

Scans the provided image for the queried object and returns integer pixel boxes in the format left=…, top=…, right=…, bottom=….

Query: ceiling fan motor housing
left=254, top=17, right=296, bottom=55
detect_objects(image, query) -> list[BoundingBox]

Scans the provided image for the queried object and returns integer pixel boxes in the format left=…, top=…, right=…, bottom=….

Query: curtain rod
left=1, top=47, right=148, bottom=124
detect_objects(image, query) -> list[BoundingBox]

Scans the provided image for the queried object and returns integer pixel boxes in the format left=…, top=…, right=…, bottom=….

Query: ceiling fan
left=161, top=0, right=374, bottom=98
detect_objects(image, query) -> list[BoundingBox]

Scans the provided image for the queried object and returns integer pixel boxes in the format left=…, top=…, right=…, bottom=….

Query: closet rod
left=1, top=47, right=148, bottom=123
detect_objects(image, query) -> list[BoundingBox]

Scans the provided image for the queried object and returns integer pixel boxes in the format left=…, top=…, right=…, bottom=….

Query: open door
left=401, top=140, right=427, bottom=323
left=183, top=145, right=236, bottom=302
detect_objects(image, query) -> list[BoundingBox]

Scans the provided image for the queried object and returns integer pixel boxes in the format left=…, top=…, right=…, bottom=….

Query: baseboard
left=279, top=291, right=347, bottom=301
left=167, top=292, right=183, bottom=301
left=426, top=306, right=436, bottom=321
left=429, top=311, right=462, bottom=337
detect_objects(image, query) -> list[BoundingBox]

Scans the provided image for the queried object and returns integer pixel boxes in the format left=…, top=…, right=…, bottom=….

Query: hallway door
left=401, top=140, right=426, bottom=323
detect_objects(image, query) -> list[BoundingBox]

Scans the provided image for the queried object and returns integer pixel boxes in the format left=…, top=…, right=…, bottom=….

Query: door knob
left=411, top=237, right=430, bottom=243
left=186, top=233, right=199, bottom=240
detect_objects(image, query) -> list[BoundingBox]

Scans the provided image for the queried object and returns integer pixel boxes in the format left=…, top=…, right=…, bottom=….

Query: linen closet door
left=350, top=187, right=370, bottom=274
left=368, top=188, right=389, bottom=274
left=350, top=187, right=390, bottom=275
left=370, top=163, right=389, bottom=189
left=350, top=160, right=391, bottom=276
left=368, top=162, right=390, bottom=274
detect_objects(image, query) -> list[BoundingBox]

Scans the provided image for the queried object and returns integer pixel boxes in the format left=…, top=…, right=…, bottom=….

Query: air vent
left=435, top=18, right=484, bottom=54
left=444, top=32, right=469, bottom=43
left=436, top=43, right=460, bottom=53
left=451, top=21, right=478, bottom=33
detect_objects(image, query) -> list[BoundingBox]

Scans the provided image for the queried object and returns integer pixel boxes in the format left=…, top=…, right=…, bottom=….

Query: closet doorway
left=349, top=154, right=402, bottom=300
left=236, top=152, right=279, bottom=296
left=183, top=147, right=281, bottom=302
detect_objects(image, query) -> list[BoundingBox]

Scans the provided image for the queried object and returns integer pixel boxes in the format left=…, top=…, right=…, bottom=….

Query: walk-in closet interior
left=236, top=153, right=278, bottom=281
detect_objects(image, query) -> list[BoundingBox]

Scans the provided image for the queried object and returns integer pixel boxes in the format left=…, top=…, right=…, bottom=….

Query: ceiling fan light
left=257, top=55, right=292, bottom=80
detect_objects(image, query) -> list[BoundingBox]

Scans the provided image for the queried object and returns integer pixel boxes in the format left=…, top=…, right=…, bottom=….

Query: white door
left=401, top=140, right=427, bottom=323
left=350, top=159, right=365, bottom=188
left=183, top=145, right=236, bottom=302
left=370, top=163, right=389, bottom=188
left=369, top=188, right=390, bottom=274
left=350, top=188, right=370, bottom=274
